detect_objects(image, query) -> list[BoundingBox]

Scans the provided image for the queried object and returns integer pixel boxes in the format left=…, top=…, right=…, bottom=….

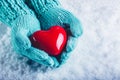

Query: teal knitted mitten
left=27, top=0, right=83, bottom=67
left=0, top=0, right=56, bottom=67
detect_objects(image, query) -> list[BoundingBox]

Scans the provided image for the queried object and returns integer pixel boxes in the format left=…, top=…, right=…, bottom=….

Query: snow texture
left=0, top=0, right=120, bottom=80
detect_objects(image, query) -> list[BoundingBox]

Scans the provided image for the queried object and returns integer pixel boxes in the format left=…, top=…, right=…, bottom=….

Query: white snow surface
left=0, top=0, right=120, bottom=80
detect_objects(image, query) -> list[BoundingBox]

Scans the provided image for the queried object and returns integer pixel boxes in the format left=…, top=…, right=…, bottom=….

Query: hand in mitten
left=27, top=0, right=83, bottom=67
left=0, top=0, right=57, bottom=66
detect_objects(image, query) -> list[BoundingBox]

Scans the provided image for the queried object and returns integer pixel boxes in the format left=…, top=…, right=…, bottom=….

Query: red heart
left=30, top=26, right=67, bottom=56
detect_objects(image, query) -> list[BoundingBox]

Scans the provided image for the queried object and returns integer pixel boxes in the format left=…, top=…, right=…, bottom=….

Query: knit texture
left=0, top=0, right=34, bottom=27
left=27, top=0, right=60, bottom=14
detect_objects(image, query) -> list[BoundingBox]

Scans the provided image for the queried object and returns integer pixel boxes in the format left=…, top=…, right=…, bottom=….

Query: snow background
left=0, top=0, right=120, bottom=80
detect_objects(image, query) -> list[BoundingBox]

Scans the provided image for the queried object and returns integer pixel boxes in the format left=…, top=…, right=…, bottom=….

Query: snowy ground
left=0, top=0, right=120, bottom=80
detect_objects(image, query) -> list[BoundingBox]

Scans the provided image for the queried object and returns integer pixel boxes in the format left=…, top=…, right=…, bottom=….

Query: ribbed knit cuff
left=0, top=0, right=34, bottom=27
left=29, top=0, right=60, bottom=14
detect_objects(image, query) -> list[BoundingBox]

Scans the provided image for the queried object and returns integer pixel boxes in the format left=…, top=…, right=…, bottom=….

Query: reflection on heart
left=30, top=26, right=67, bottom=56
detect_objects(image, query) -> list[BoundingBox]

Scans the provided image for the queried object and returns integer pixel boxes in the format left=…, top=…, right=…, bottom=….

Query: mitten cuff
left=0, top=0, right=34, bottom=27
left=29, top=0, right=60, bottom=14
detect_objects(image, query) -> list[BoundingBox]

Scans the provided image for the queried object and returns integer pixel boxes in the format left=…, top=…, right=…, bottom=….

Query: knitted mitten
left=26, top=0, right=83, bottom=66
left=0, top=0, right=57, bottom=67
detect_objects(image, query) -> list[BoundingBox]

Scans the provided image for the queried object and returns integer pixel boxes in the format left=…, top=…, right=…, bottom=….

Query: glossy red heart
left=30, top=26, right=67, bottom=56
